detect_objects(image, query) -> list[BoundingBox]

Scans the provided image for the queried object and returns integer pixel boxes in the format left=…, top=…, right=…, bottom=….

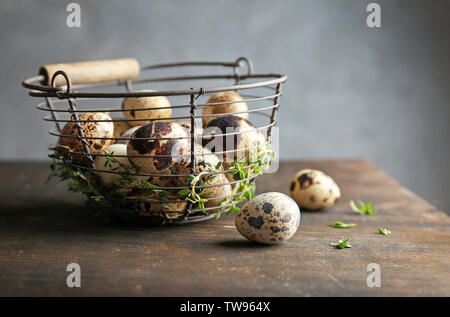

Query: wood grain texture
left=0, top=160, right=448, bottom=296
left=39, top=58, right=140, bottom=86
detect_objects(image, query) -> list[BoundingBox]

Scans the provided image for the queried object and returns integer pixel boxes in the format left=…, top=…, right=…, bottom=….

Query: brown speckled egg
left=177, top=119, right=204, bottom=137
left=235, top=192, right=301, bottom=244
left=202, top=115, right=265, bottom=164
left=202, top=91, right=248, bottom=127
left=112, top=119, right=131, bottom=140
left=116, top=125, right=141, bottom=144
left=59, top=112, right=114, bottom=162
left=289, top=169, right=341, bottom=210
left=171, top=144, right=232, bottom=209
left=144, top=171, right=174, bottom=188
left=203, top=174, right=232, bottom=209
left=122, top=90, right=172, bottom=126
left=127, top=121, right=189, bottom=173
left=135, top=196, right=187, bottom=219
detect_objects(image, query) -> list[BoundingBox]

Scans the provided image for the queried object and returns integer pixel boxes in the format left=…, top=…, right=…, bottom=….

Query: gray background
left=1, top=0, right=449, bottom=213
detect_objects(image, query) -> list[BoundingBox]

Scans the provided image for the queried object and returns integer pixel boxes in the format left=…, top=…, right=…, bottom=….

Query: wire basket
left=22, top=57, right=287, bottom=225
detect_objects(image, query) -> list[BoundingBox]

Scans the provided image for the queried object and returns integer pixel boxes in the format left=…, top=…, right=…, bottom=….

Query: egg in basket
left=22, top=57, right=287, bottom=224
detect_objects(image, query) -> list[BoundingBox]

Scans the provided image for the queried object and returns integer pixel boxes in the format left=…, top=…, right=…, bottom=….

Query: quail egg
left=135, top=196, right=188, bottom=219
left=127, top=121, right=190, bottom=173
left=122, top=90, right=172, bottom=126
left=202, top=115, right=265, bottom=164
left=112, top=119, right=131, bottom=140
left=235, top=192, right=301, bottom=244
left=116, top=125, right=141, bottom=144
left=202, top=91, right=248, bottom=127
left=177, top=119, right=204, bottom=138
left=94, top=143, right=142, bottom=185
left=171, top=144, right=232, bottom=209
left=145, top=170, right=175, bottom=188
left=289, top=169, right=341, bottom=210
left=59, top=112, right=114, bottom=162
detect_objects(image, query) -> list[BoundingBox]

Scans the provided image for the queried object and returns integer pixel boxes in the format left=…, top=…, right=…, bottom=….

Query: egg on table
left=202, top=91, right=248, bottom=127
left=289, top=169, right=341, bottom=210
left=202, top=115, right=265, bottom=164
left=58, top=112, right=114, bottom=162
left=235, top=192, right=301, bottom=244
left=171, top=144, right=232, bottom=209
left=94, top=143, right=142, bottom=185
left=127, top=121, right=190, bottom=173
left=122, top=89, right=172, bottom=126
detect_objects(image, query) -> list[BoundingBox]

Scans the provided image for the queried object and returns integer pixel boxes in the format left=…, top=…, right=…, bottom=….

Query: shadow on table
left=216, top=239, right=276, bottom=249
left=0, top=198, right=185, bottom=235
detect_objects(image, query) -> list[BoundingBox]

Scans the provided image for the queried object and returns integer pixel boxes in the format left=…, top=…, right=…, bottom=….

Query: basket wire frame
left=23, top=57, right=286, bottom=224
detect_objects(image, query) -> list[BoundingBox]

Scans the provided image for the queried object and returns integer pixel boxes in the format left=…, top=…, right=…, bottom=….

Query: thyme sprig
left=47, top=141, right=275, bottom=219
left=48, top=146, right=172, bottom=209
left=177, top=171, right=217, bottom=215
left=331, top=221, right=356, bottom=228
left=350, top=200, right=377, bottom=215
left=330, top=239, right=352, bottom=249
left=378, top=228, right=391, bottom=235
left=217, top=142, right=275, bottom=217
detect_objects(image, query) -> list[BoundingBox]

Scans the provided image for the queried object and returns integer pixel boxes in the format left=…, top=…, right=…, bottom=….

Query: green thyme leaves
left=47, top=142, right=275, bottom=219
left=331, top=221, right=356, bottom=228
left=330, top=239, right=352, bottom=249
left=350, top=200, right=377, bottom=215
left=378, top=228, right=391, bottom=235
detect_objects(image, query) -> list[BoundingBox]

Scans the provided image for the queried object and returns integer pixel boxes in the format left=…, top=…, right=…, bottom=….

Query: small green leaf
left=158, top=196, right=169, bottom=202
left=378, top=228, right=391, bottom=235
left=228, top=203, right=240, bottom=215
left=331, top=221, right=356, bottom=228
left=186, top=197, right=196, bottom=204
left=330, top=239, right=352, bottom=249
left=349, top=200, right=362, bottom=214
left=190, top=175, right=200, bottom=186
left=350, top=200, right=377, bottom=215
left=177, top=189, right=191, bottom=197
left=162, top=203, right=171, bottom=210
left=139, top=180, right=152, bottom=188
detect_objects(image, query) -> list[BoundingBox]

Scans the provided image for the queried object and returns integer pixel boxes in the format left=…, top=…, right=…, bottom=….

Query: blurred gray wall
left=0, top=0, right=449, bottom=213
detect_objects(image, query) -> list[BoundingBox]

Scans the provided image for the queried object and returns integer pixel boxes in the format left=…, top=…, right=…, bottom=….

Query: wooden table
left=0, top=160, right=449, bottom=296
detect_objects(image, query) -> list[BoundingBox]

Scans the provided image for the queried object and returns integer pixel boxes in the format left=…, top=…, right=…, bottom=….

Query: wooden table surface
left=0, top=160, right=449, bottom=296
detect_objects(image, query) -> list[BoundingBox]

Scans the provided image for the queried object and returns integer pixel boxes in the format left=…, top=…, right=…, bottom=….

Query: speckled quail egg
left=171, top=144, right=232, bottom=209
left=127, top=121, right=190, bottom=173
left=145, top=170, right=175, bottom=188
left=59, top=112, right=114, bottom=162
left=95, top=139, right=174, bottom=187
left=202, top=115, right=265, bottom=164
left=203, top=174, right=232, bottom=209
left=202, top=91, right=248, bottom=127
left=235, top=192, right=301, bottom=244
left=94, top=143, right=143, bottom=185
left=112, top=119, right=131, bottom=140
left=177, top=119, right=204, bottom=138
left=289, top=169, right=341, bottom=210
left=135, top=196, right=188, bottom=219
left=116, top=125, right=141, bottom=144
left=122, top=90, right=172, bottom=126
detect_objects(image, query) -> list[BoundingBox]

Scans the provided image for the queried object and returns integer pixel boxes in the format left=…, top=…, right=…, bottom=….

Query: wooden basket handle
left=39, top=58, right=140, bottom=86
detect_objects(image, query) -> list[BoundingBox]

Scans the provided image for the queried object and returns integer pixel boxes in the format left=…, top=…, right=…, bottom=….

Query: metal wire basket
left=22, top=57, right=287, bottom=224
